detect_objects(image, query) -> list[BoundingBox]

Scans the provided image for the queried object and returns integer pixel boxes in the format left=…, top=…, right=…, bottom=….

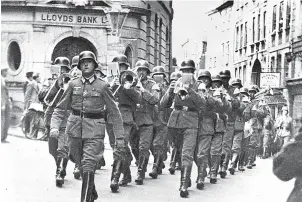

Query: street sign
left=260, top=72, right=280, bottom=88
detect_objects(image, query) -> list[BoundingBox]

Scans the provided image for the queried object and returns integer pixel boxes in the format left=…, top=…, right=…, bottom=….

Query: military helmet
left=77, top=51, right=98, bottom=70
left=152, top=66, right=166, bottom=77
left=71, top=55, right=79, bottom=67
left=95, top=65, right=106, bottom=77
left=135, top=60, right=151, bottom=74
left=219, top=70, right=231, bottom=78
left=54, top=57, right=71, bottom=70
left=197, top=70, right=211, bottom=80
left=179, top=59, right=196, bottom=71
left=240, top=87, right=249, bottom=96
left=248, top=85, right=259, bottom=93
left=211, top=74, right=222, bottom=82
left=170, top=71, right=182, bottom=82
left=112, top=54, right=130, bottom=67
left=231, top=78, right=243, bottom=87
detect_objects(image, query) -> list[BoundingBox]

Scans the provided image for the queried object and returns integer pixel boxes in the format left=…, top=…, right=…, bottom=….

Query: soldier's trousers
left=232, top=131, right=244, bottom=154
left=239, top=136, right=250, bottom=166
left=168, top=128, right=183, bottom=166
left=194, top=135, right=213, bottom=166
left=137, top=125, right=154, bottom=159
left=48, top=128, right=69, bottom=160
left=211, top=133, right=223, bottom=156
left=222, top=122, right=235, bottom=159
left=170, top=128, right=197, bottom=167
left=106, top=123, right=116, bottom=149
left=152, top=124, right=168, bottom=160
left=69, top=137, right=104, bottom=172
left=129, top=126, right=140, bottom=161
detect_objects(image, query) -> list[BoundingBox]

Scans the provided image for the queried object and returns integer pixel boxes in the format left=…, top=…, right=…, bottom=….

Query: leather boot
left=74, top=164, right=81, bottom=180
left=252, top=149, right=257, bottom=167
left=157, top=161, right=165, bottom=175
left=228, top=153, right=238, bottom=175
left=220, top=154, right=228, bottom=179
left=149, top=153, right=161, bottom=179
left=56, top=158, right=64, bottom=187
left=119, top=161, right=132, bottom=186
left=179, top=165, right=191, bottom=198
left=135, top=156, right=147, bottom=185
left=210, top=155, right=220, bottom=184
left=238, top=152, right=245, bottom=172
left=131, top=148, right=139, bottom=166
left=60, top=158, right=68, bottom=179
left=262, top=147, right=268, bottom=159
left=110, top=160, right=123, bottom=193
left=168, top=148, right=177, bottom=174
left=247, top=148, right=254, bottom=169
left=175, top=151, right=181, bottom=170
left=196, top=161, right=207, bottom=190
left=81, top=172, right=97, bottom=202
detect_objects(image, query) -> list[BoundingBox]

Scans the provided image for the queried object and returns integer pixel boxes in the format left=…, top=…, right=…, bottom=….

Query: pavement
left=1, top=128, right=294, bottom=202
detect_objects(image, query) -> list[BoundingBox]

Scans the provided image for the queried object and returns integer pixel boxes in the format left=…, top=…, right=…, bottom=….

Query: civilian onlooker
left=23, top=71, right=33, bottom=96
left=273, top=117, right=302, bottom=202
left=1, top=66, right=10, bottom=142
left=24, top=73, right=41, bottom=110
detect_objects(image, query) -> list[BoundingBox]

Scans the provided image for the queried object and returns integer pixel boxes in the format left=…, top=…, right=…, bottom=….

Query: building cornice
left=207, top=0, right=234, bottom=16
left=286, top=77, right=302, bottom=86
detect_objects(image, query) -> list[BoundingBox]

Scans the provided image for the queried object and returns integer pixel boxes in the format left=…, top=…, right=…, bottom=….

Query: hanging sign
left=260, top=72, right=280, bottom=88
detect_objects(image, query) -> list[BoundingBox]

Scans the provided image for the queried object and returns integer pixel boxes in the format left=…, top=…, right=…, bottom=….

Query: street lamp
left=104, top=4, right=130, bottom=39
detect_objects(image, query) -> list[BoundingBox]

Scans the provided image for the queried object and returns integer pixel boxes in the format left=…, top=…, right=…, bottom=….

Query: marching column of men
left=45, top=51, right=274, bottom=201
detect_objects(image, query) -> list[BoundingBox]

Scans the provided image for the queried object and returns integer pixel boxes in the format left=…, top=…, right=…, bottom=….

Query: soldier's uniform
left=262, top=114, right=274, bottom=159
left=161, top=60, right=206, bottom=198
left=133, top=60, right=160, bottom=185
left=149, top=66, right=169, bottom=179
left=50, top=51, right=124, bottom=201
left=275, top=106, right=293, bottom=149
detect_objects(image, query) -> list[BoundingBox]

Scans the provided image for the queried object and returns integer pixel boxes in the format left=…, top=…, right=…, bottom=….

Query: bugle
left=44, top=73, right=72, bottom=107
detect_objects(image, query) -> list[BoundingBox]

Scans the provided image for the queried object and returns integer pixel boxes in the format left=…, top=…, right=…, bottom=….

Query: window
left=272, top=5, right=277, bottom=31
left=263, top=11, right=266, bottom=38
left=7, top=41, right=21, bottom=71
left=240, top=24, right=243, bottom=48
left=271, top=56, right=275, bottom=71
left=279, top=1, right=284, bottom=31
left=258, top=14, right=261, bottom=41
left=124, top=46, right=133, bottom=68
left=286, top=0, right=291, bottom=28
left=239, top=66, right=242, bottom=80
left=276, top=54, right=282, bottom=73
left=236, top=26, right=239, bottom=50
left=159, top=18, right=162, bottom=65
left=244, top=22, right=247, bottom=46
left=222, top=43, right=225, bottom=58
left=284, top=53, right=290, bottom=78
left=235, top=68, right=237, bottom=78
left=243, top=66, right=246, bottom=84
left=253, top=17, right=255, bottom=42
left=226, top=42, right=230, bottom=63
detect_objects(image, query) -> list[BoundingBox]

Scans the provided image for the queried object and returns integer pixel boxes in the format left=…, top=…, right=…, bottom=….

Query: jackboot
left=110, top=160, right=123, bottom=193
left=238, top=152, right=245, bottom=172
left=135, top=156, right=147, bottom=185
left=60, top=158, right=68, bottom=179
left=262, top=147, right=269, bottom=159
left=175, top=151, right=181, bottom=170
left=210, top=155, right=220, bottom=184
left=228, top=153, right=238, bottom=175
left=119, top=162, right=132, bottom=186
left=131, top=148, right=139, bottom=166
left=179, top=165, right=191, bottom=198
left=81, top=172, right=97, bottom=202
left=149, top=153, right=161, bottom=179
left=220, top=154, right=228, bottom=179
left=168, top=148, right=177, bottom=174
left=196, top=161, right=207, bottom=190
left=74, top=164, right=81, bottom=180
left=56, top=157, right=64, bottom=187
left=157, top=161, right=165, bottom=175
left=247, top=148, right=254, bottom=169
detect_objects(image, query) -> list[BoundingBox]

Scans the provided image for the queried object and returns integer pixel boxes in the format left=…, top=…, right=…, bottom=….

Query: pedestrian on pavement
left=50, top=51, right=124, bottom=201
left=161, top=59, right=206, bottom=198
left=273, top=117, right=302, bottom=202
left=23, top=71, right=33, bottom=96
left=133, top=60, right=160, bottom=185
left=1, top=66, right=10, bottom=142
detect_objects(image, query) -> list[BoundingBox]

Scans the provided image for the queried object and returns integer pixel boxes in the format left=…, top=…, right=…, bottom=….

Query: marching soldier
left=227, top=79, right=248, bottom=175
left=244, top=85, right=268, bottom=169
left=262, top=111, right=274, bottom=159
left=161, top=59, right=206, bottom=198
left=149, top=66, right=169, bottom=179
left=168, top=71, right=183, bottom=174
left=218, top=70, right=238, bottom=178
left=44, top=57, right=72, bottom=186
left=133, top=60, right=160, bottom=185
left=70, top=55, right=82, bottom=79
left=107, top=54, right=142, bottom=189
left=50, top=51, right=124, bottom=201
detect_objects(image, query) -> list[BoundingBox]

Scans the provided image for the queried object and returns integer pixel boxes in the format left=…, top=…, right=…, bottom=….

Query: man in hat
left=50, top=51, right=124, bottom=201
left=133, top=59, right=160, bottom=185
left=44, top=57, right=73, bottom=186
left=1, top=66, right=10, bottom=142
left=23, top=71, right=33, bottom=95
left=275, top=106, right=293, bottom=148
left=161, top=59, right=206, bottom=197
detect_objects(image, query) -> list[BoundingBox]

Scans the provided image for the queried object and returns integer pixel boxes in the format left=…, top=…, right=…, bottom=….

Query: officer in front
left=50, top=51, right=124, bottom=202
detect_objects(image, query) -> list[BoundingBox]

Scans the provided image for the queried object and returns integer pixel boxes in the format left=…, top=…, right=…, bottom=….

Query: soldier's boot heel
left=55, top=158, right=63, bottom=187
left=210, top=155, right=220, bottom=184
left=168, top=163, right=176, bottom=175
left=179, top=166, right=191, bottom=198
left=119, top=163, right=132, bottom=186
left=135, top=170, right=144, bottom=185
left=74, top=164, right=81, bottom=180
left=135, top=156, right=146, bottom=185
left=110, top=160, right=123, bottom=193
left=228, top=153, right=238, bottom=175
left=149, top=153, right=161, bottom=179
left=196, top=174, right=204, bottom=190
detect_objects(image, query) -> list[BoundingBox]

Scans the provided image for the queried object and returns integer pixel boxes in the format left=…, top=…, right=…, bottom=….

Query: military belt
left=174, top=106, right=197, bottom=112
left=72, top=109, right=104, bottom=119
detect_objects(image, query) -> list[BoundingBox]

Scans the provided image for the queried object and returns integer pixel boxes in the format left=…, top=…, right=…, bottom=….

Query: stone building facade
left=1, top=0, right=173, bottom=106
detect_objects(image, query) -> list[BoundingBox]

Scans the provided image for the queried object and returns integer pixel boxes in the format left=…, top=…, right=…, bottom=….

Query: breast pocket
left=72, top=89, right=82, bottom=103
left=90, top=90, right=102, bottom=106
left=93, top=119, right=106, bottom=138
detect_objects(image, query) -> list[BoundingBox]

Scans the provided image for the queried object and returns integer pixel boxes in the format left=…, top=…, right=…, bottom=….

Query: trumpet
left=112, top=70, right=139, bottom=96
left=44, top=73, right=72, bottom=107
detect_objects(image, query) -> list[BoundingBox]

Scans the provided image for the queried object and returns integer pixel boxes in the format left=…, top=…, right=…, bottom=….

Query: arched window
left=124, top=46, right=133, bottom=68
left=7, top=41, right=21, bottom=71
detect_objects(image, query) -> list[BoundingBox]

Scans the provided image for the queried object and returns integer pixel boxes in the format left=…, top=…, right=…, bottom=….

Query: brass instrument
left=254, top=86, right=273, bottom=101
left=112, top=70, right=138, bottom=96
left=174, top=73, right=194, bottom=96
left=44, top=73, right=72, bottom=107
